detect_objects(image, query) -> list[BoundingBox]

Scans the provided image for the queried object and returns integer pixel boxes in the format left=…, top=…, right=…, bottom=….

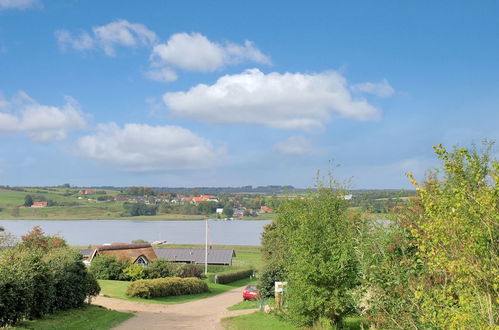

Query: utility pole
left=205, top=219, right=208, bottom=275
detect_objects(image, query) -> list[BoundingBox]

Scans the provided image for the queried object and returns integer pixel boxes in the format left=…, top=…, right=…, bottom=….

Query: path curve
left=93, top=285, right=257, bottom=330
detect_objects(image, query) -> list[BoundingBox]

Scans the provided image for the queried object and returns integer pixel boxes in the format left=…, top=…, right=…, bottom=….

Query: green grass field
left=222, top=311, right=298, bottom=330
left=99, top=278, right=253, bottom=305
left=0, top=188, right=274, bottom=220
left=10, top=304, right=133, bottom=330
left=222, top=311, right=364, bottom=330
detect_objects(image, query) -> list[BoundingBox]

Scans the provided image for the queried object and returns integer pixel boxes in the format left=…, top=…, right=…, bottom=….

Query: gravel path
left=93, top=285, right=257, bottom=330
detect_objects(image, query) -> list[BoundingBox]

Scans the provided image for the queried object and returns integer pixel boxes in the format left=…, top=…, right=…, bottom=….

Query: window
left=136, top=256, right=147, bottom=267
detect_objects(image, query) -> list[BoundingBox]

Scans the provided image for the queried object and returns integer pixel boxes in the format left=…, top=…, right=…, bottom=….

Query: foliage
left=125, top=277, right=209, bottom=299
left=42, top=247, right=100, bottom=311
left=144, top=259, right=182, bottom=279
left=353, top=214, right=422, bottom=329
left=131, top=239, right=148, bottom=244
left=0, top=227, right=100, bottom=327
left=224, top=207, right=234, bottom=218
left=261, top=178, right=360, bottom=326
left=259, top=221, right=288, bottom=298
left=357, top=143, right=499, bottom=329
left=407, top=144, right=498, bottom=328
left=122, top=202, right=157, bottom=216
left=258, top=263, right=286, bottom=298
left=20, top=226, right=66, bottom=251
left=23, top=194, right=33, bottom=207
left=214, top=268, right=254, bottom=284
left=89, top=254, right=130, bottom=280
left=180, top=264, right=204, bottom=279
left=122, top=264, right=146, bottom=281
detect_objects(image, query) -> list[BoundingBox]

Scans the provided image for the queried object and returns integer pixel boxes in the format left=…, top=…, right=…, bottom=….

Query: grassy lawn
left=99, top=277, right=253, bottom=305
left=222, top=311, right=298, bottom=330
left=227, top=299, right=275, bottom=311
left=11, top=304, right=133, bottom=330
left=222, top=311, right=364, bottom=330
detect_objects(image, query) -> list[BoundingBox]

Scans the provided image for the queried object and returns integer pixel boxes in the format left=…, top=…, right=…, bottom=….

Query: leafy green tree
left=224, top=207, right=234, bottom=218
left=23, top=194, right=33, bottom=207
left=261, top=178, right=360, bottom=326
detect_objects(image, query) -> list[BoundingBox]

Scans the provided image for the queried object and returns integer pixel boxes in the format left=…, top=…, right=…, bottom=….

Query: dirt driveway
left=93, top=285, right=257, bottom=330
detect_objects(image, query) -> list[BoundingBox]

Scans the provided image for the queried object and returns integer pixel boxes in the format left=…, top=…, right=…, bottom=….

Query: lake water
left=0, top=219, right=272, bottom=246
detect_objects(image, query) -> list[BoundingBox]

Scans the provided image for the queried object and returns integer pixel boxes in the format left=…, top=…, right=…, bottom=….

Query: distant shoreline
left=0, top=214, right=274, bottom=221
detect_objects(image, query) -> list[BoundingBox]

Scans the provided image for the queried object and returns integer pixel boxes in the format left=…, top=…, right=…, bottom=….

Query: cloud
left=144, top=67, right=178, bottom=83
left=274, top=135, right=317, bottom=156
left=164, top=69, right=381, bottom=131
left=56, top=19, right=157, bottom=56
left=0, top=92, right=86, bottom=143
left=74, top=123, right=224, bottom=172
left=0, top=0, right=39, bottom=10
left=351, top=79, right=395, bottom=98
left=151, top=32, right=271, bottom=72
left=55, top=30, right=94, bottom=51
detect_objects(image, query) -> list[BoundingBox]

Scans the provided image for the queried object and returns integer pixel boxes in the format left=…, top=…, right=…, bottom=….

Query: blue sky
left=0, top=0, right=498, bottom=189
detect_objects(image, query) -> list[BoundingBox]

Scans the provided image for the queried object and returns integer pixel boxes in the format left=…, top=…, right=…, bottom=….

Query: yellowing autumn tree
left=408, top=143, right=498, bottom=328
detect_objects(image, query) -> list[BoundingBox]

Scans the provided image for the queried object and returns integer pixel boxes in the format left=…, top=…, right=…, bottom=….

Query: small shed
left=154, top=248, right=236, bottom=266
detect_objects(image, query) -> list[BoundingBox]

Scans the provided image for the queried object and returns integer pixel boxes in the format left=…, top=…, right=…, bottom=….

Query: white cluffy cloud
left=274, top=135, right=317, bottom=156
left=351, top=79, right=395, bottom=98
left=0, top=92, right=86, bottom=143
left=56, top=19, right=157, bottom=56
left=75, top=123, right=224, bottom=172
left=0, top=0, right=39, bottom=10
left=164, top=69, right=384, bottom=131
left=151, top=32, right=271, bottom=72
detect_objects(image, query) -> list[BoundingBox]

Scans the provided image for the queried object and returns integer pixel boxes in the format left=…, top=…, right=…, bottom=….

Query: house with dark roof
left=89, top=243, right=157, bottom=266
left=154, top=248, right=236, bottom=265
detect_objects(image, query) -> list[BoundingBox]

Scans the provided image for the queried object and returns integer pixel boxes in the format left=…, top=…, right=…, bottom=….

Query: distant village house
left=31, top=201, right=48, bottom=208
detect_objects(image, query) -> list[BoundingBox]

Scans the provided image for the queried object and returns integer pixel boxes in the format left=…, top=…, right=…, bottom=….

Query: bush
left=145, top=259, right=182, bottom=279
left=43, top=247, right=96, bottom=311
left=0, top=227, right=100, bottom=327
left=89, top=254, right=130, bottom=280
left=180, top=264, right=204, bottom=279
left=123, top=264, right=146, bottom=281
left=214, top=268, right=253, bottom=284
left=126, top=277, right=209, bottom=299
left=259, top=263, right=286, bottom=298
left=0, top=247, right=53, bottom=322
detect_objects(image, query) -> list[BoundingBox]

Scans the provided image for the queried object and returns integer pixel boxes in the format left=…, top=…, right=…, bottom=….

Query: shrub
left=214, top=268, right=253, bottom=284
left=0, top=228, right=100, bottom=327
left=145, top=259, right=182, bottom=279
left=123, top=264, right=146, bottom=281
left=258, top=263, right=286, bottom=298
left=180, top=264, right=204, bottom=279
left=43, top=247, right=100, bottom=311
left=0, top=247, right=53, bottom=323
left=126, top=277, right=209, bottom=299
left=89, top=254, right=130, bottom=280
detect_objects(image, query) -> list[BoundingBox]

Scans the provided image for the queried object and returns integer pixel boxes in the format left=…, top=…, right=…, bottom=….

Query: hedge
left=126, top=277, right=209, bottom=299
left=0, top=245, right=100, bottom=327
left=214, top=268, right=254, bottom=284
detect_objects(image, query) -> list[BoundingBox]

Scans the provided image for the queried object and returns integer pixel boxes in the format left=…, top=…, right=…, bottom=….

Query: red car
left=242, top=284, right=260, bottom=301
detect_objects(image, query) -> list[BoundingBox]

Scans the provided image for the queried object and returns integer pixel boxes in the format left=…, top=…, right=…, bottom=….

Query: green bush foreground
left=0, top=227, right=100, bottom=327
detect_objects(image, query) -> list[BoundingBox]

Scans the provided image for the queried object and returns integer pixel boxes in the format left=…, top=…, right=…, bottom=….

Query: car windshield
left=246, top=285, right=257, bottom=290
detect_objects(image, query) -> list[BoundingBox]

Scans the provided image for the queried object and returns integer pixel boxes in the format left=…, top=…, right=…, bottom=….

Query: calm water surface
left=0, top=219, right=271, bottom=246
